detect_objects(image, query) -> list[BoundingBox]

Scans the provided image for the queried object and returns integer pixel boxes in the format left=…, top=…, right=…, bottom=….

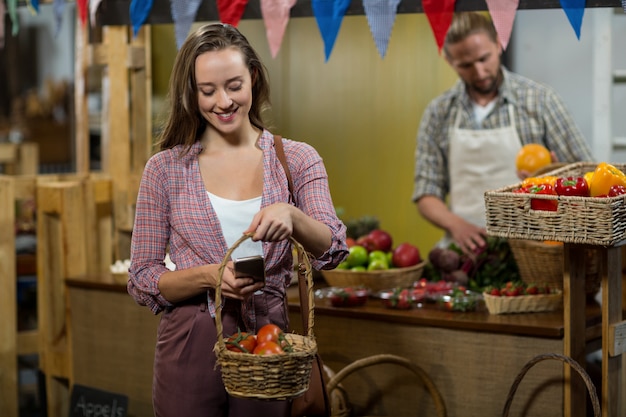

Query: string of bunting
left=1, top=0, right=624, bottom=57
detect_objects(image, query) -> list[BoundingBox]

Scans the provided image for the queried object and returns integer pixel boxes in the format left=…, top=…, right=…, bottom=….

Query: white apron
left=448, top=104, right=521, bottom=227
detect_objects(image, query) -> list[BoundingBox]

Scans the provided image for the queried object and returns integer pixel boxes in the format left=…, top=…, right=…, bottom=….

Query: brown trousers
left=152, top=292, right=291, bottom=417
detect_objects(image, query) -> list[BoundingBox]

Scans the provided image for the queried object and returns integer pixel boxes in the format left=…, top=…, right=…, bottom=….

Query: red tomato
left=253, top=341, right=284, bottom=355
left=256, top=323, right=283, bottom=345
left=225, top=332, right=257, bottom=354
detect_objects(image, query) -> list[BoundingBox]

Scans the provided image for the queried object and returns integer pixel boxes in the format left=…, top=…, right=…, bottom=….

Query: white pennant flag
left=485, top=0, right=519, bottom=50
left=170, top=0, right=203, bottom=49
left=261, top=0, right=296, bottom=58
left=363, top=0, right=401, bottom=58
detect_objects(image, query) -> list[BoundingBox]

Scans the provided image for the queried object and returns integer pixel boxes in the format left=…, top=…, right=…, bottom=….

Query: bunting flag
left=7, top=0, right=18, bottom=36
left=312, top=0, right=351, bottom=62
left=0, top=0, right=5, bottom=48
left=560, top=0, right=585, bottom=39
left=363, top=0, right=401, bottom=59
left=27, top=0, right=40, bottom=15
left=217, top=0, right=249, bottom=26
left=77, top=0, right=88, bottom=27
left=422, top=0, right=456, bottom=53
left=130, top=0, right=155, bottom=36
left=53, top=0, right=65, bottom=35
left=485, top=0, right=519, bottom=50
left=261, top=0, right=296, bottom=58
left=90, top=0, right=103, bottom=27
left=170, top=0, right=203, bottom=49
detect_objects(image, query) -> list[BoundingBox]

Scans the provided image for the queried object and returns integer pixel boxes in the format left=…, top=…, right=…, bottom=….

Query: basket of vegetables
left=214, top=234, right=317, bottom=400
left=424, top=236, right=520, bottom=293
left=485, top=161, right=626, bottom=246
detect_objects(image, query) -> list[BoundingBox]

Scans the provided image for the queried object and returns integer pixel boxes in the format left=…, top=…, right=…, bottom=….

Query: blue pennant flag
left=27, top=0, right=40, bottom=15
left=312, top=0, right=351, bottom=62
left=363, top=0, right=401, bottom=58
left=560, top=0, right=585, bottom=40
left=130, top=0, right=155, bottom=37
left=53, top=0, right=65, bottom=36
left=170, top=0, right=203, bottom=49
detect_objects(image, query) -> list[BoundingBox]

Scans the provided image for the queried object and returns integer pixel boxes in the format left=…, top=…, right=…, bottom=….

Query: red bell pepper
left=529, top=183, right=558, bottom=211
left=555, top=176, right=590, bottom=197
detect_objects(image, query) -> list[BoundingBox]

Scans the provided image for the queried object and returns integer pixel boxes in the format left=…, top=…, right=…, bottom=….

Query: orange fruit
left=515, top=144, right=552, bottom=173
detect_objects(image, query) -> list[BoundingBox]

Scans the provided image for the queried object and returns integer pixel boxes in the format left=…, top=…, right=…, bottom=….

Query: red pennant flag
left=422, top=0, right=456, bottom=53
left=217, top=0, right=249, bottom=26
left=77, top=0, right=88, bottom=27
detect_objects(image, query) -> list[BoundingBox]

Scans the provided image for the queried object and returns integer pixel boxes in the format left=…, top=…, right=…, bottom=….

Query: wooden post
left=37, top=181, right=87, bottom=417
left=0, top=176, right=18, bottom=417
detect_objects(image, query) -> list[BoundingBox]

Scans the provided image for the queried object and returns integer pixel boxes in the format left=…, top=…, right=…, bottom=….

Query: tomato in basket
left=253, top=341, right=284, bottom=355
left=225, top=331, right=258, bottom=354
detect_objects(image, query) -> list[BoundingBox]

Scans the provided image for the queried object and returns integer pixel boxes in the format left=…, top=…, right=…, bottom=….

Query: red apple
left=355, top=235, right=376, bottom=252
left=392, top=243, right=421, bottom=268
left=367, top=229, right=393, bottom=252
left=346, top=237, right=357, bottom=248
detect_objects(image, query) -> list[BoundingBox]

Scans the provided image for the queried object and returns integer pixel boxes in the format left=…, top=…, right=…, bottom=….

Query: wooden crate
left=0, top=174, right=113, bottom=417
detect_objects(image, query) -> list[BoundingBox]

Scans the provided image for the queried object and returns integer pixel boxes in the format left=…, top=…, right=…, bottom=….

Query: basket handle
left=214, top=233, right=315, bottom=350
left=501, top=353, right=601, bottom=417
left=326, top=354, right=447, bottom=417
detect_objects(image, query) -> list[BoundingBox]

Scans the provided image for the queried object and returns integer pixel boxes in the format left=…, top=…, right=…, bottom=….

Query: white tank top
left=207, top=191, right=263, bottom=260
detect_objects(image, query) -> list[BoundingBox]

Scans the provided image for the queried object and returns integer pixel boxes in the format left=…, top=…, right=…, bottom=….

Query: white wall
left=512, top=7, right=626, bottom=163
left=17, top=3, right=75, bottom=92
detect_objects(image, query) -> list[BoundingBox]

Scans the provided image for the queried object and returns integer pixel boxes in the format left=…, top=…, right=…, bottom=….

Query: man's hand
left=447, top=217, right=487, bottom=255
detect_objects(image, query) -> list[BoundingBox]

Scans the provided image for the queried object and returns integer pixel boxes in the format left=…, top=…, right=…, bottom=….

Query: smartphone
left=234, top=255, right=266, bottom=284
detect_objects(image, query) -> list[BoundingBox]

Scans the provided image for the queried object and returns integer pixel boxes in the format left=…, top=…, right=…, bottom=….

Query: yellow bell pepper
left=521, top=175, right=557, bottom=188
left=583, top=171, right=594, bottom=187
left=589, top=162, right=626, bottom=197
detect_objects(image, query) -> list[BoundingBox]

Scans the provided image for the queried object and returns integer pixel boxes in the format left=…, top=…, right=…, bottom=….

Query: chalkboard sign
left=69, top=384, right=128, bottom=417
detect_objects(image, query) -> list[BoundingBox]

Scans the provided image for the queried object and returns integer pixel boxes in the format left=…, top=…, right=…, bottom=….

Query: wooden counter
left=287, top=286, right=603, bottom=417
left=65, top=278, right=603, bottom=417
left=66, top=278, right=159, bottom=417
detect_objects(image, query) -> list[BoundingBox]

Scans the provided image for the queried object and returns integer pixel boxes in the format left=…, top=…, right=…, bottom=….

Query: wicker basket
left=485, top=162, right=626, bottom=245
left=320, top=260, right=426, bottom=293
left=502, top=353, right=600, bottom=417
left=483, top=292, right=563, bottom=314
left=214, top=234, right=317, bottom=400
left=507, top=239, right=600, bottom=296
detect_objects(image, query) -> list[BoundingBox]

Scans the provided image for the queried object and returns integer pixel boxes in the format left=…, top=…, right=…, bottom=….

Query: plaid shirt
left=412, top=67, right=594, bottom=202
left=128, top=130, right=348, bottom=321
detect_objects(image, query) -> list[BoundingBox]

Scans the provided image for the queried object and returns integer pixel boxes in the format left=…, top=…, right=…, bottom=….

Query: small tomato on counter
left=316, top=287, right=369, bottom=307
left=554, top=176, right=589, bottom=197
left=589, top=162, right=626, bottom=197
left=378, top=287, right=416, bottom=310
left=528, top=183, right=558, bottom=211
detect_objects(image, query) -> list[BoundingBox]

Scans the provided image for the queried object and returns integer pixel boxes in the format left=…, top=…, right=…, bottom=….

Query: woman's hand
left=217, top=261, right=264, bottom=300
left=244, top=202, right=294, bottom=242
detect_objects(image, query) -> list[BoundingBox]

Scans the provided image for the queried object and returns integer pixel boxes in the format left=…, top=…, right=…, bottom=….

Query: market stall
left=5, top=1, right=626, bottom=417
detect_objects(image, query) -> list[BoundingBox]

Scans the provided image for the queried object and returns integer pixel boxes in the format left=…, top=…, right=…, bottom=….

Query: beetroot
left=428, top=247, right=461, bottom=273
